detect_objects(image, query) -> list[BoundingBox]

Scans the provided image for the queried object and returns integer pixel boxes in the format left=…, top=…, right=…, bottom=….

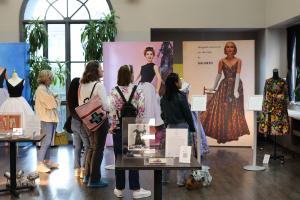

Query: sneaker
left=74, top=168, right=81, bottom=177
left=83, top=176, right=89, bottom=184
left=80, top=168, right=85, bottom=179
left=177, top=182, right=185, bottom=187
left=132, top=188, right=151, bottom=199
left=37, top=163, right=50, bottom=173
left=87, top=180, right=108, bottom=188
left=45, top=161, right=59, bottom=169
left=114, top=188, right=123, bottom=198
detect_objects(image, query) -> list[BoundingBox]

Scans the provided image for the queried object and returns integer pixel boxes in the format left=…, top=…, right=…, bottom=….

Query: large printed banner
left=103, top=42, right=173, bottom=94
left=183, top=40, right=255, bottom=146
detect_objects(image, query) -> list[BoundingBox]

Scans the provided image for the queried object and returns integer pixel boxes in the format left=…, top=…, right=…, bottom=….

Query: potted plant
left=24, top=19, right=68, bottom=104
left=81, top=11, right=119, bottom=62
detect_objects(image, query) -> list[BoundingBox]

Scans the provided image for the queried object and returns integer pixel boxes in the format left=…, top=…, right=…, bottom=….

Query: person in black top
left=160, top=73, right=195, bottom=186
left=160, top=73, right=195, bottom=132
left=67, top=77, right=90, bottom=178
left=0, top=67, right=9, bottom=106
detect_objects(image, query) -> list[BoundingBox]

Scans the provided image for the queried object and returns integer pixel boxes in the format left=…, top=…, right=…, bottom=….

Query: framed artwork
left=0, top=114, right=22, bottom=133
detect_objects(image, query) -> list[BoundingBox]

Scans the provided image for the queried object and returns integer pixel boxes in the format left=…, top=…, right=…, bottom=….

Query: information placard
left=191, top=95, right=207, bottom=111
left=248, top=95, right=263, bottom=111
left=165, top=128, right=188, bottom=157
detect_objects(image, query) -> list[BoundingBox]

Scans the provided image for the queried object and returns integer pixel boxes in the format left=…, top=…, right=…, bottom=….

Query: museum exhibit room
left=1, top=0, right=300, bottom=199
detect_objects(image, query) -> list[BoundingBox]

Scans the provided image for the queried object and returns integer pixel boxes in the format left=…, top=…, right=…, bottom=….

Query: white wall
left=266, top=0, right=300, bottom=27
left=264, top=29, right=287, bottom=84
left=111, top=0, right=265, bottom=41
left=0, top=0, right=23, bottom=42
left=0, top=0, right=266, bottom=42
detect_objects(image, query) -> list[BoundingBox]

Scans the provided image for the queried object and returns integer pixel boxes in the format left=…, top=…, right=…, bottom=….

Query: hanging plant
left=81, top=11, right=119, bottom=62
left=24, top=19, right=48, bottom=57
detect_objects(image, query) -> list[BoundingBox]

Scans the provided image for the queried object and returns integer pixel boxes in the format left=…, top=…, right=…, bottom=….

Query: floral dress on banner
left=259, top=78, right=289, bottom=135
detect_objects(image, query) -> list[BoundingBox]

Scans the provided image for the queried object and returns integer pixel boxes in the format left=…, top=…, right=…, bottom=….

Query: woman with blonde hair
left=35, top=69, right=60, bottom=173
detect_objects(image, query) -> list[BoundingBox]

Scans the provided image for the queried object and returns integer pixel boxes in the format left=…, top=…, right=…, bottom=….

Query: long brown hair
left=81, top=60, right=101, bottom=84
left=117, top=65, right=133, bottom=86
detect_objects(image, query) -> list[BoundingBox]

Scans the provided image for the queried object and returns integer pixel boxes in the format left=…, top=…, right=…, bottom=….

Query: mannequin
left=0, top=69, right=33, bottom=130
left=259, top=67, right=289, bottom=163
left=272, top=68, right=279, bottom=80
left=0, top=67, right=8, bottom=80
left=8, top=70, right=23, bottom=86
left=0, top=67, right=9, bottom=106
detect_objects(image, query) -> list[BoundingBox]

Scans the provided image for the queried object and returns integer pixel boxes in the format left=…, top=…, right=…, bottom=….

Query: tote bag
left=75, top=82, right=107, bottom=132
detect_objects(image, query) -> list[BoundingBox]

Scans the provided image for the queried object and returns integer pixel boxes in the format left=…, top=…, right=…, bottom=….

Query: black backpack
left=115, top=85, right=138, bottom=125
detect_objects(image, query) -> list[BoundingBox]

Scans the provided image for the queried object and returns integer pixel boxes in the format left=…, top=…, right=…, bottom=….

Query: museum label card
left=165, top=128, right=188, bottom=157
left=248, top=95, right=263, bottom=111
left=263, top=154, right=270, bottom=164
left=191, top=95, right=207, bottom=111
left=179, top=146, right=191, bottom=163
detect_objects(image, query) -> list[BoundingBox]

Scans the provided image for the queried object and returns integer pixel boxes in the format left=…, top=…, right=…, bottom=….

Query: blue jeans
left=72, top=118, right=90, bottom=169
left=38, top=121, right=57, bottom=161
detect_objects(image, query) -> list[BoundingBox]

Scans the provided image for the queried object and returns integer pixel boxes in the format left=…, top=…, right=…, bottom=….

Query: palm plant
left=81, top=11, right=119, bottom=62
left=24, top=19, right=68, bottom=104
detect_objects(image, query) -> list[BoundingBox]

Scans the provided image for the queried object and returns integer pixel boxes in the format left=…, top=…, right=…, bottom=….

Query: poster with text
left=183, top=40, right=254, bottom=146
left=103, top=42, right=173, bottom=95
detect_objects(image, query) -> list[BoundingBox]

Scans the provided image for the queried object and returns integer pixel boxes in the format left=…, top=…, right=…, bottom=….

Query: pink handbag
left=75, top=82, right=107, bottom=132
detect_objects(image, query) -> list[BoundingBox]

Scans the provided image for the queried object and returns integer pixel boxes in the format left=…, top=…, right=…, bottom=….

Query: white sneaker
left=80, top=168, right=85, bottom=179
left=114, top=188, right=123, bottom=198
left=132, top=188, right=151, bottom=199
left=74, top=168, right=81, bottom=177
left=37, top=162, right=50, bottom=173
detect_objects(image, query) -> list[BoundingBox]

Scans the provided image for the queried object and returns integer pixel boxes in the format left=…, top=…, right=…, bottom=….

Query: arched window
left=20, top=0, right=112, bottom=132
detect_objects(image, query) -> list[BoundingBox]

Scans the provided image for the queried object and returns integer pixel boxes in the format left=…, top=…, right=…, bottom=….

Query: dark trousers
left=113, top=129, right=140, bottom=190
left=84, top=119, right=108, bottom=183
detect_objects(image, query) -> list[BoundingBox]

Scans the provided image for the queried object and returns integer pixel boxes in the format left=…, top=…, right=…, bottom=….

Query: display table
left=0, top=134, right=45, bottom=197
left=115, top=155, right=201, bottom=200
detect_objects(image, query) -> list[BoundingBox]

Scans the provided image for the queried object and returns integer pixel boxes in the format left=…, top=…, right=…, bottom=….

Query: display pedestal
left=243, top=95, right=265, bottom=171
left=243, top=113, right=265, bottom=171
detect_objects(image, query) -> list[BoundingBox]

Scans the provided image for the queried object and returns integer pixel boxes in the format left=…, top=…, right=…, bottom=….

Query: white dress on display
left=0, top=73, right=34, bottom=129
left=0, top=68, right=9, bottom=106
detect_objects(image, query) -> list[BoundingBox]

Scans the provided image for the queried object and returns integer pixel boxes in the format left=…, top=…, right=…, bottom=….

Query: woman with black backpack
left=109, top=65, right=151, bottom=199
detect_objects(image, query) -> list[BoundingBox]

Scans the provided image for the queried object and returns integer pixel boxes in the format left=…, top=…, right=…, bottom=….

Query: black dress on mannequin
left=271, top=69, right=285, bottom=163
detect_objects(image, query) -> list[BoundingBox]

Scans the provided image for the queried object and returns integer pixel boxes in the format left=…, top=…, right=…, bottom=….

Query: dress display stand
left=270, top=135, right=284, bottom=164
left=243, top=95, right=265, bottom=171
left=0, top=71, right=34, bottom=130
left=258, top=69, right=288, bottom=164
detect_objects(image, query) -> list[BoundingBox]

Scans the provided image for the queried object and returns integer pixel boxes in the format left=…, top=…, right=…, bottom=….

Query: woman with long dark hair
left=160, top=73, right=195, bottom=186
left=78, top=60, right=109, bottom=187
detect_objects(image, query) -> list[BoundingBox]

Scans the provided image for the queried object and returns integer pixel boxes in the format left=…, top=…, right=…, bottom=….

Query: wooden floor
left=0, top=143, right=299, bottom=200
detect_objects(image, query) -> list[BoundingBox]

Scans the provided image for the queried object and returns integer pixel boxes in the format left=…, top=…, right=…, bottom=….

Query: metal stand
left=270, top=135, right=284, bottom=164
left=197, top=111, right=210, bottom=170
left=244, top=111, right=265, bottom=171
